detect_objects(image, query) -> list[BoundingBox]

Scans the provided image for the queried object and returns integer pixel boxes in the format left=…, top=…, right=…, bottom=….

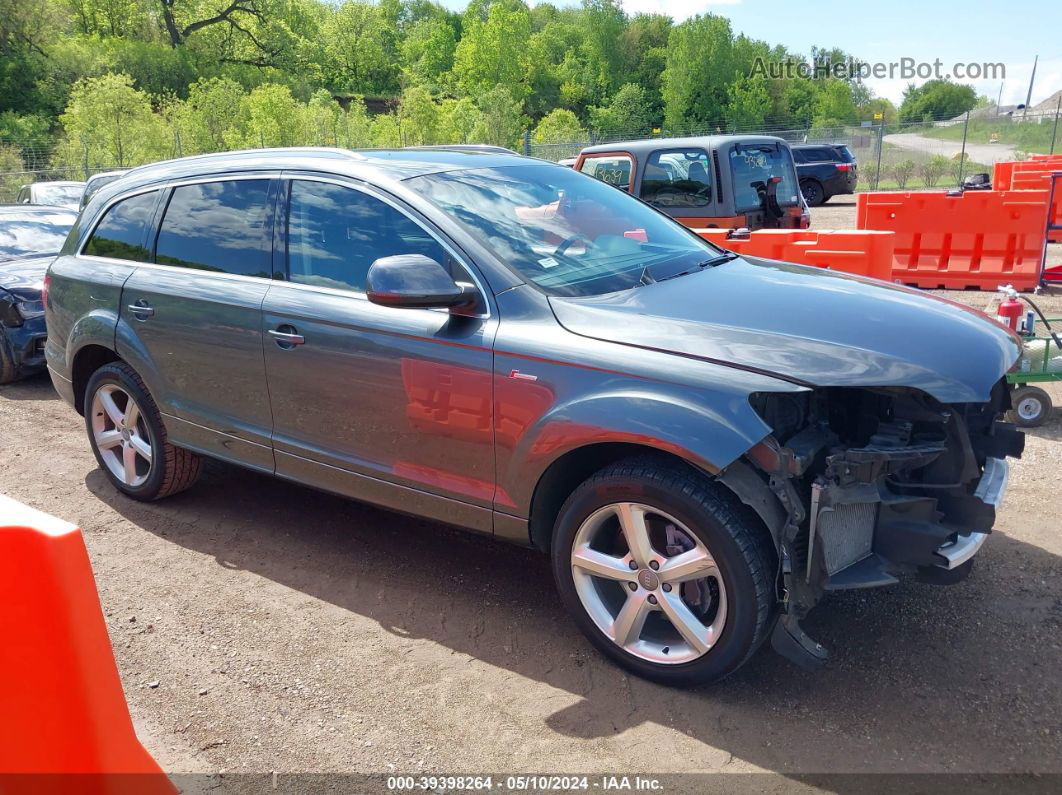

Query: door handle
left=127, top=301, right=154, bottom=319
left=269, top=326, right=305, bottom=347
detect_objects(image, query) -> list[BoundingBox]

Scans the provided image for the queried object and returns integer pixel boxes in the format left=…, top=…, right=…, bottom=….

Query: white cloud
left=611, top=0, right=742, bottom=20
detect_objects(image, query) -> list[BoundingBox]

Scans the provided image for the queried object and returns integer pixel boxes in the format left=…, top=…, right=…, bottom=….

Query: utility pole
left=1023, top=55, right=1038, bottom=119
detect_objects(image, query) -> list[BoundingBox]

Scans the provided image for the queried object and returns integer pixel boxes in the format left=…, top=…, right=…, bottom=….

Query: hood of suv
left=0, top=255, right=52, bottom=300
left=549, top=256, right=1021, bottom=404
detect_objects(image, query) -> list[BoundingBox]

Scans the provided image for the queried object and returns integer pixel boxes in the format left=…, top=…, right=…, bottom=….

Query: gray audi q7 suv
left=45, top=148, right=1025, bottom=685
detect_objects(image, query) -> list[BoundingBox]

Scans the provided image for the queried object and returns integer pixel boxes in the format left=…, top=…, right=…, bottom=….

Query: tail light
left=835, top=163, right=851, bottom=173
left=41, top=274, right=50, bottom=308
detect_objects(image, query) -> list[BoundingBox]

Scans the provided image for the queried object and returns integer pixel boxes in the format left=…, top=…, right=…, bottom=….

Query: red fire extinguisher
left=995, top=285, right=1024, bottom=332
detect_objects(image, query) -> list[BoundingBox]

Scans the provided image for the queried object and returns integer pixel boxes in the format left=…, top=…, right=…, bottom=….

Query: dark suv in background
left=45, top=148, right=1023, bottom=686
left=792, top=143, right=857, bottom=206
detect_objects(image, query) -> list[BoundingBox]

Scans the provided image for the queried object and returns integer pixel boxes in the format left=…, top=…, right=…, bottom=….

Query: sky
left=440, top=0, right=1062, bottom=108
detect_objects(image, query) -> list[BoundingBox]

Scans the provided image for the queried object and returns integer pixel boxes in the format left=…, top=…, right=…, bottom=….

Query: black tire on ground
left=550, top=456, right=778, bottom=687
left=800, top=179, right=825, bottom=207
left=84, top=361, right=202, bottom=500
left=1009, top=385, right=1053, bottom=428
left=0, top=330, right=18, bottom=384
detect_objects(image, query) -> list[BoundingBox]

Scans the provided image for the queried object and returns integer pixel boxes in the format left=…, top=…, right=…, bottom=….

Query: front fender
left=498, top=384, right=785, bottom=516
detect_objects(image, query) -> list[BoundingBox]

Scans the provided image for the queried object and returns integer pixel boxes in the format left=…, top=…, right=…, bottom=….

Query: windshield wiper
left=638, top=264, right=655, bottom=285
left=655, top=251, right=739, bottom=283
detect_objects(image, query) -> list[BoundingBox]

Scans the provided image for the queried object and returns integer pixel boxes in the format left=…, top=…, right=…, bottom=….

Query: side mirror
left=366, top=254, right=476, bottom=310
left=727, top=227, right=751, bottom=241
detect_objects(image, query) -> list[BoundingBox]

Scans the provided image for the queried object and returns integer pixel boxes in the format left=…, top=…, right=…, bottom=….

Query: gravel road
left=2, top=202, right=1061, bottom=789
left=882, top=132, right=1017, bottom=165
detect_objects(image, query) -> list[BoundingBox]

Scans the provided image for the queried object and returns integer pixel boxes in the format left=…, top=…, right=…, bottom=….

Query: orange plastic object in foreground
left=0, top=495, right=174, bottom=794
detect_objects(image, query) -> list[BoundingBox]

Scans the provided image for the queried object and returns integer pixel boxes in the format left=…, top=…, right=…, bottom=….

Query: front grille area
left=817, top=502, right=878, bottom=574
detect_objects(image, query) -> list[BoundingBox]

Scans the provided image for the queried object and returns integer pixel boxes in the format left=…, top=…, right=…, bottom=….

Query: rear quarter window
left=83, top=191, right=159, bottom=262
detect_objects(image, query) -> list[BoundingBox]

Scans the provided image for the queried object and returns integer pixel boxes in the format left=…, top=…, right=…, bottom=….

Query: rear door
left=116, top=175, right=279, bottom=472
left=261, top=176, right=497, bottom=531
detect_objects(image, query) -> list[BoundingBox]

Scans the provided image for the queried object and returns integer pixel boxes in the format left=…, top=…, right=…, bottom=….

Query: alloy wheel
left=570, top=502, right=727, bottom=664
left=90, top=384, right=153, bottom=488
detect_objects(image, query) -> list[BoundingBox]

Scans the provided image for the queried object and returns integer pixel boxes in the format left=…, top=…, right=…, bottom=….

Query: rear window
left=83, top=191, right=158, bottom=262
left=834, top=145, right=855, bottom=162
left=0, top=209, right=76, bottom=261
left=729, top=144, right=800, bottom=213
left=155, top=180, right=273, bottom=277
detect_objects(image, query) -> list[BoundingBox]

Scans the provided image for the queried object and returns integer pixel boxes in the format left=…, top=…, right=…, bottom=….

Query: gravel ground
left=2, top=200, right=1061, bottom=790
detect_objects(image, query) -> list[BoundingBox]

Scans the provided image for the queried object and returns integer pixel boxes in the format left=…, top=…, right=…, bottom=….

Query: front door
left=262, top=177, right=497, bottom=530
left=117, top=176, right=278, bottom=472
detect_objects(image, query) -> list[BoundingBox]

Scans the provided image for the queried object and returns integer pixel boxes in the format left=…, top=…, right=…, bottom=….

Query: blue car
left=0, top=205, right=77, bottom=383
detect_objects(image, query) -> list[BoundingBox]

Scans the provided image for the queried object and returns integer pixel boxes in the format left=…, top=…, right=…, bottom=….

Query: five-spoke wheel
left=91, top=383, right=153, bottom=487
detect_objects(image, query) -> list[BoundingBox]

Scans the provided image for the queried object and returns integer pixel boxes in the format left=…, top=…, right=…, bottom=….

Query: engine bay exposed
left=735, top=382, right=1025, bottom=667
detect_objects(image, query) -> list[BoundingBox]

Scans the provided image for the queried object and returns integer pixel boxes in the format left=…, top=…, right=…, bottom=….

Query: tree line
left=0, top=0, right=983, bottom=172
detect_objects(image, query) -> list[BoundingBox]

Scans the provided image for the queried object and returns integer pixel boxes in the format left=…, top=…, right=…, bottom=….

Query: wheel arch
left=71, top=343, right=122, bottom=415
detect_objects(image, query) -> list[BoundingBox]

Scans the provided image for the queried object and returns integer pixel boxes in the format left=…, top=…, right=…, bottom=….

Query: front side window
left=729, top=144, right=801, bottom=214
left=83, top=191, right=158, bottom=262
left=287, top=180, right=450, bottom=293
left=639, top=149, right=712, bottom=208
left=411, top=164, right=725, bottom=298
left=155, top=180, right=272, bottom=277
left=578, top=154, right=633, bottom=191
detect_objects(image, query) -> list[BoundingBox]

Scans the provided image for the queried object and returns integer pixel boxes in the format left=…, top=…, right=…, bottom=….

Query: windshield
left=0, top=210, right=76, bottom=261
left=409, top=165, right=724, bottom=297
left=728, top=144, right=800, bottom=214
left=33, top=184, right=83, bottom=208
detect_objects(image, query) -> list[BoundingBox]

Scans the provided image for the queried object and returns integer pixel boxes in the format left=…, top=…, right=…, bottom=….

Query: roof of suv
left=580, top=135, right=790, bottom=156
left=116, top=147, right=542, bottom=193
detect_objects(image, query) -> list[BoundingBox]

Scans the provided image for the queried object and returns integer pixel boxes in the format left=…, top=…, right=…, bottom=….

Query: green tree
left=185, top=76, right=245, bottom=152
left=532, top=108, right=585, bottom=144
left=301, top=88, right=345, bottom=145
left=226, top=83, right=301, bottom=148
left=727, top=75, right=770, bottom=131
left=472, top=84, right=524, bottom=148
left=899, top=79, right=977, bottom=122
left=589, top=82, right=652, bottom=138
left=662, top=14, right=735, bottom=130
left=452, top=0, right=531, bottom=101
left=322, top=1, right=399, bottom=94
left=437, top=96, right=480, bottom=144
left=56, top=72, right=166, bottom=169
left=813, top=79, right=858, bottom=127
left=398, top=85, right=439, bottom=144
left=337, top=96, right=373, bottom=147
left=401, top=17, right=456, bottom=88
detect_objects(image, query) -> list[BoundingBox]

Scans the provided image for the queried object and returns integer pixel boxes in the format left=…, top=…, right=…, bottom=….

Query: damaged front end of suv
left=734, top=381, right=1025, bottom=667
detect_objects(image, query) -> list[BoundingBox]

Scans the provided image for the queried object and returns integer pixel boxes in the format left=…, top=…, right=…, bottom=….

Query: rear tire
left=1009, top=385, right=1052, bottom=427
left=800, top=179, right=825, bottom=207
left=551, top=457, right=777, bottom=686
left=84, top=361, right=202, bottom=500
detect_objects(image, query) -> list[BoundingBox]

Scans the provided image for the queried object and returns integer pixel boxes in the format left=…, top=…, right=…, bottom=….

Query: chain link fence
left=2, top=106, right=1060, bottom=203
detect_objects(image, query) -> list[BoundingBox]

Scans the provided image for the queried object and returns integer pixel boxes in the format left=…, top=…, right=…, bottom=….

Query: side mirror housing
left=366, top=254, right=476, bottom=310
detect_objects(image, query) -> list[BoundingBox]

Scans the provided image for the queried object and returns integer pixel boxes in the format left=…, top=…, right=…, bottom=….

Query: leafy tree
left=890, top=159, right=915, bottom=189
left=370, top=112, right=401, bottom=147
left=301, top=88, right=345, bottom=145
left=899, top=79, right=977, bottom=122
left=321, top=1, right=399, bottom=94
left=401, top=17, right=456, bottom=88
left=398, top=85, right=439, bottom=144
left=56, top=72, right=166, bottom=168
left=451, top=0, right=531, bottom=101
left=662, top=14, right=736, bottom=130
left=437, top=96, right=480, bottom=143
left=532, top=108, right=585, bottom=143
left=226, top=82, right=301, bottom=148
left=813, top=79, right=858, bottom=127
left=472, top=85, right=524, bottom=148
left=185, top=77, right=245, bottom=151
left=589, top=82, right=652, bottom=138
left=337, top=96, right=373, bottom=147
left=727, top=75, right=770, bottom=131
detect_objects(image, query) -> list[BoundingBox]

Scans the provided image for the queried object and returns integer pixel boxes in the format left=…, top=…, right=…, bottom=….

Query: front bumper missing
left=932, top=457, right=1008, bottom=570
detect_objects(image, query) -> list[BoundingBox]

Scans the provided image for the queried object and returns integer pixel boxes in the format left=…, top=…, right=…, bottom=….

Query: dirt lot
left=2, top=200, right=1061, bottom=789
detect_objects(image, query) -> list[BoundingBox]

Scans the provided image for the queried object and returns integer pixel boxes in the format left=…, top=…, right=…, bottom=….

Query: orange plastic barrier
left=992, top=161, right=1062, bottom=242
left=857, top=190, right=1048, bottom=291
left=0, top=495, right=173, bottom=793
left=692, top=228, right=895, bottom=281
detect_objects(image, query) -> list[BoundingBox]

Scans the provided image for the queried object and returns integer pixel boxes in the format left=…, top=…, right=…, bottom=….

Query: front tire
left=84, top=362, right=202, bottom=500
left=551, top=457, right=777, bottom=686
left=800, top=179, right=825, bottom=207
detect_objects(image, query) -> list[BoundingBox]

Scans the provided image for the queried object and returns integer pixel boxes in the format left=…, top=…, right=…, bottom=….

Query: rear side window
left=155, top=180, right=272, bottom=277
left=83, top=191, right=158, bottom=262
left=286, top=180, right=450, bottom=293
left=578, top=155, right=633, bottom=191
left=639, top=149, right=712, bottom=208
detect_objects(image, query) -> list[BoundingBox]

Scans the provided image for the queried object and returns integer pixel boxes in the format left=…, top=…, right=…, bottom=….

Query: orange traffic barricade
left=993, top=160, right=1062, bottom=241
left=857, top=190, right=1048, bottom=290
left=692, top=228, right=895, bottom=282
left=0, top=495, right=174, bottom=794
